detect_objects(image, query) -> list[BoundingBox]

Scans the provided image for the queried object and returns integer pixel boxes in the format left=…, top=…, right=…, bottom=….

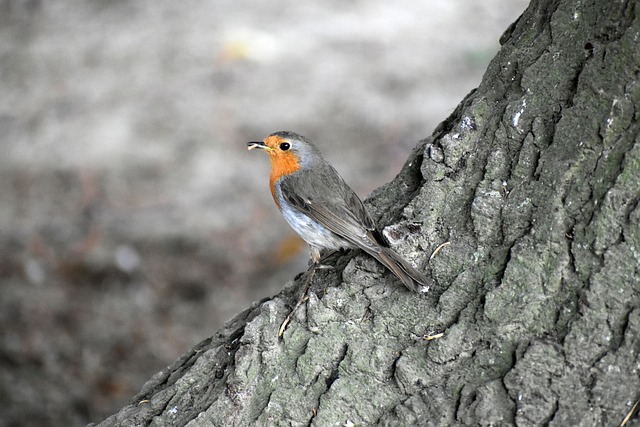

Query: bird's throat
left=269, top=152, right=300, bottom=207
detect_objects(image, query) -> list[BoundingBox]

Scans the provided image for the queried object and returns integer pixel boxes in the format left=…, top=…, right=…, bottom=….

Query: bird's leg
left=278, top=247, right=321, bottom=337
left=314, top=247, right=344, bottom=270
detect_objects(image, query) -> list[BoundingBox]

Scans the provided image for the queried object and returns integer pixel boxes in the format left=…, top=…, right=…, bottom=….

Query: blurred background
left=0, top=1, right=528, bottom=425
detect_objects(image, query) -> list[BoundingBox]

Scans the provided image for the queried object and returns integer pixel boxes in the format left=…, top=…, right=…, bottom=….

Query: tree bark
left=94, top=0, right=640, bottom=425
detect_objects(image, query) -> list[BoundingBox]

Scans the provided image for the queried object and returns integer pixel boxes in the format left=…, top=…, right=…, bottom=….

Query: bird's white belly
left=279, top=199, right=346, bottom=250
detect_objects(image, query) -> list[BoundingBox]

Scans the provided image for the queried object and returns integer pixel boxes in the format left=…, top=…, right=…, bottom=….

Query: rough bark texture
left=94, top=0, right=640, bottom=425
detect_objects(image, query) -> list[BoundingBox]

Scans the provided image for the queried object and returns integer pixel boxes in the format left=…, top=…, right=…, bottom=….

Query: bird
left=247, top=131, right=431, bottom=294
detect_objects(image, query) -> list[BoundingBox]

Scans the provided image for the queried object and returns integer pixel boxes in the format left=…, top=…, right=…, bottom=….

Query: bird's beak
left=247, top=141, right=272, bottom=152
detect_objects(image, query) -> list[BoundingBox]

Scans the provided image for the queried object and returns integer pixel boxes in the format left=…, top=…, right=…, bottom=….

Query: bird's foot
left=310, top=248, right=346, bottom=268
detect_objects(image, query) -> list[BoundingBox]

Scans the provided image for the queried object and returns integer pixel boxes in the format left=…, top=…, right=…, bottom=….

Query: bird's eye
left=279, top=142, right=290, bottom=151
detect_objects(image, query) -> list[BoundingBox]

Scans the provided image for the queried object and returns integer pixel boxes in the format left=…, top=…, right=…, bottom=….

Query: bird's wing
left=280, top=165, right=381, bottom=253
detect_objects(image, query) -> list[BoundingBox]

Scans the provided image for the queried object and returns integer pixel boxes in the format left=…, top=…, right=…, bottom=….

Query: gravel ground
left=0, top=1, right=528, bottom=425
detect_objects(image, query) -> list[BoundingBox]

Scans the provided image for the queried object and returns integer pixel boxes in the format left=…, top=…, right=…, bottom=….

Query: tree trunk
left=93, top=0, right=640, bottom=425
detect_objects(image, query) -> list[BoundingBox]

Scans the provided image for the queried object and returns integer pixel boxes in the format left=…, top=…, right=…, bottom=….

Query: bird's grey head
left=247, top=130, right=324, bottom=168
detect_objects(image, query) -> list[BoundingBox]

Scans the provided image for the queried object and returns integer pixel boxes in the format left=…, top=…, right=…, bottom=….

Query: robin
left=248, top=131, right=431, bottom=293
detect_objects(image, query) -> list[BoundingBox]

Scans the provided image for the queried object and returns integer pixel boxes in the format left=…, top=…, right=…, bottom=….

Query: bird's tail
left=371, top=247, right=431, bottom=293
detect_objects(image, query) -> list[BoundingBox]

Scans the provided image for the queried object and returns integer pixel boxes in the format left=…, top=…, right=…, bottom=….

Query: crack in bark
left=607, top=307, right=635, bottom=354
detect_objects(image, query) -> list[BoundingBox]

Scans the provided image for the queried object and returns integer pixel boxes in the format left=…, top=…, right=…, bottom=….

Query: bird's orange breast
left=268, top=147, right=301, bottom=208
